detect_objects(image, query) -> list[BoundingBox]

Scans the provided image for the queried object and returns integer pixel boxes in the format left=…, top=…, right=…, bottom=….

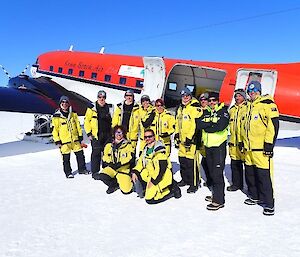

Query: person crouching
left=131, top=129, right=181, bottom=204
left=98, top=126, right=135, bottom=194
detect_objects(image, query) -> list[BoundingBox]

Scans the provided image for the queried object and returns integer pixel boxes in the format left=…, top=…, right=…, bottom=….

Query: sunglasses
left=200, top=98, right=208, bottom=101
left=115, top=131, right=123, bottom=135
left=61, top=100, right=69, bottom=104
left=208, top=98, right=217, bottom=102
left=125, top=94, right=133, bottom=97
left=144, top=135, right=154, bottom=139
left=247, top=88, right=259, bottom=93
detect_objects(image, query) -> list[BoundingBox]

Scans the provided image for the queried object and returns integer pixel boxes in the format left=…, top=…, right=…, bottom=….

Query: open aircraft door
left=142, top=57, right=166, bottom=100
left=229, top=69, right=278, bottom=107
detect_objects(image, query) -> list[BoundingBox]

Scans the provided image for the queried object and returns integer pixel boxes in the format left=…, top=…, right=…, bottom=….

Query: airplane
left=1, top=47, right=300, bottom=135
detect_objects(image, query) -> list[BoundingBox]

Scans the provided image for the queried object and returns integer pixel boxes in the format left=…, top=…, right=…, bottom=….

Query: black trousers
left=245, top=164, right=274, bottom=208
left=91, top=139, right=105, bottom=174
left=179, top=156, right=199, bottom=187
left=98, top=173, right=118, bottom=187
left=205, top=141, right=226, bottom=205
left=62, top=150, right=86, bottom=177
left=201, top=157, right=212, bottom=187
left=231, top=159, right=244, bottom=189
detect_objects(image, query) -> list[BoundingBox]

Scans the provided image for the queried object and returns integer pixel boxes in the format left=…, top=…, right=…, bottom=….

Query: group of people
left=51, top=80, right=279, bottom=215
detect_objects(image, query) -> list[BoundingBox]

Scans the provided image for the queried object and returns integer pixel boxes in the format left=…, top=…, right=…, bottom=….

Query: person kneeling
left=99, top=126, right=135, bottom=194
left=131, top=129, right=181, bottom=204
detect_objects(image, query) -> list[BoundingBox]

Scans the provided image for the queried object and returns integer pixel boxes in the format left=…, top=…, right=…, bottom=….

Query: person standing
left=241, top=81, right=279, bottom=216
left=112, top=89, right=140, bottom=149
left=98, top=125, right=135, bottom=194
left=227, top=89, right=249, bottom=192
left=84, top=90, right=113, bottom=179
left=175, top=88, right=202, bottom=193
left=131, top=129, right=181, bottom=204
left=137, top=95, right=154, bottom=155
left=52, top=96, right=88, bottom=178
left=197, top=92, right=211, bottom=187
left=197, top=92, right=229, bottom=211
left=142, top=98, right=175, bottom=156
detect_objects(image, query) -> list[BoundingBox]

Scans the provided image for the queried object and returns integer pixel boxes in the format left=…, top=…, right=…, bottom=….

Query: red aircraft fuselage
left=31, top=50, right=300, bottom=122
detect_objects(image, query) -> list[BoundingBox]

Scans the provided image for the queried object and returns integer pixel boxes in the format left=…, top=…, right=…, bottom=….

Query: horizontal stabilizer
left=0, top=75, right=92, bottom=115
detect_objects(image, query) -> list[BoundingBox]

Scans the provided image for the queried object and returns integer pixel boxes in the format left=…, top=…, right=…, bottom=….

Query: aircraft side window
left=136, top=80, right=143, bottom=88
left=168, top=82, right=177, bottom=91
left=58, top=67, right=63, bottom=73
left=68, top=69, right=73, bottom=75
left=79, top=70, right=85, bottom=77
left=104, top=74, right=111, bottom=82
left=91, top=72, right=97, bottom=79
left=119, top=77, right=126, bottom=85
left=50, top=66, right=54, bottom=71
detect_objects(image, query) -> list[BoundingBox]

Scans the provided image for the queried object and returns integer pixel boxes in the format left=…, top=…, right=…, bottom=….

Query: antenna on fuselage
left=20, top=64, right=30, bottom=76
left=69, top=45, right=74, bottom=51
left=99, top=47, right=105, bottom=54
left=0, top=64, right=11, bottom=79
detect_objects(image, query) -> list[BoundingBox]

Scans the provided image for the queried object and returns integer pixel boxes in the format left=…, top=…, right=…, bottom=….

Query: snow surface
left=0, top=112, right=300, bottom=257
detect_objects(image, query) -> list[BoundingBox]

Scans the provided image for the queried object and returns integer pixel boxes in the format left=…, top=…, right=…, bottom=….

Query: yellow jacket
left=199, top=103, right=229, bottom=148
left=84, top=102, right=113, bottom=140
left=175, top=98, right=202, bottom=144
left=133, top=141, right=172, bottom=200
left=52, top=107, right=83, bottom=145
left=143, top=109, right=175, bottom=145
left=241, top=95, right=279, bottom=151
left=138, top=104, right=154, bottom=138
left=112, top=102, right=140, bottom=142
left=102, top=139, right=134, bottom=172
left=228, top=101, right=249, bottom=146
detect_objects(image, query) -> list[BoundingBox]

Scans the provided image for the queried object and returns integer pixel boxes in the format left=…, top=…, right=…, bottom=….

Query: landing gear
left=22, top=114, right=53, bottom=143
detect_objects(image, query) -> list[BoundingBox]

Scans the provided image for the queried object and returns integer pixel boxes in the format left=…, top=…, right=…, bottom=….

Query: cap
left=199, top=92, right=209, bottom=100
left=97, top=90, right=106, bottom=98
left=208, top=91, right=219, bottom=100
left=141, top=95, right=150, bottom=102
left=234, top=88, right=247, bottom=99
left=59, top=95, right=70, bottom=104
left=180, top=87, right=192, bottom=96
left=125, top=89, right=134, bottom=96
left=247, top=81, right=262, bottom=93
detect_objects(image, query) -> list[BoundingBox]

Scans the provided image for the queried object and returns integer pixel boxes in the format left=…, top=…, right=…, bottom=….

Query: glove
left=238, top=142, right=244, bottom=152
left=55, top=140, right=62, bottom=146
left=184, top=138, right=193, bottom=147
left=263, top=142, right=274, bottom=157
left=110, top=162, right=122, bottom=170
left=159, top=132, right=169, bottom=138
left=174, top=133, right=179, bottom=148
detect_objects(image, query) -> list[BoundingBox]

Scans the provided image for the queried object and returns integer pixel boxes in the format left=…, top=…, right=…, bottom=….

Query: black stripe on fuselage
left=279, top=115, right=300, bottom=123
left=36, top=70, right=143, bottom=94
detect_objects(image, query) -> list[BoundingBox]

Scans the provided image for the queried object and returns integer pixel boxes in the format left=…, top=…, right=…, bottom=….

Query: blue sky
left=0, top=0, right=299, bottom=86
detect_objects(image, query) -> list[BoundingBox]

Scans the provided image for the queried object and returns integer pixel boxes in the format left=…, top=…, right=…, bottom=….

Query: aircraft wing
left=0, top=76, right=92, bottom=116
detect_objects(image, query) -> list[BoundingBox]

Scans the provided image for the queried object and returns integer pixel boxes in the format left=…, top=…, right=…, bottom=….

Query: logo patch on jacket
left=254, top=115, right=259, bottom=120
left=122, top=153, right=127, bottom=158
left=183, top=115, right=189, bottom=120
left=271, top=107, right=277, bottom=111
